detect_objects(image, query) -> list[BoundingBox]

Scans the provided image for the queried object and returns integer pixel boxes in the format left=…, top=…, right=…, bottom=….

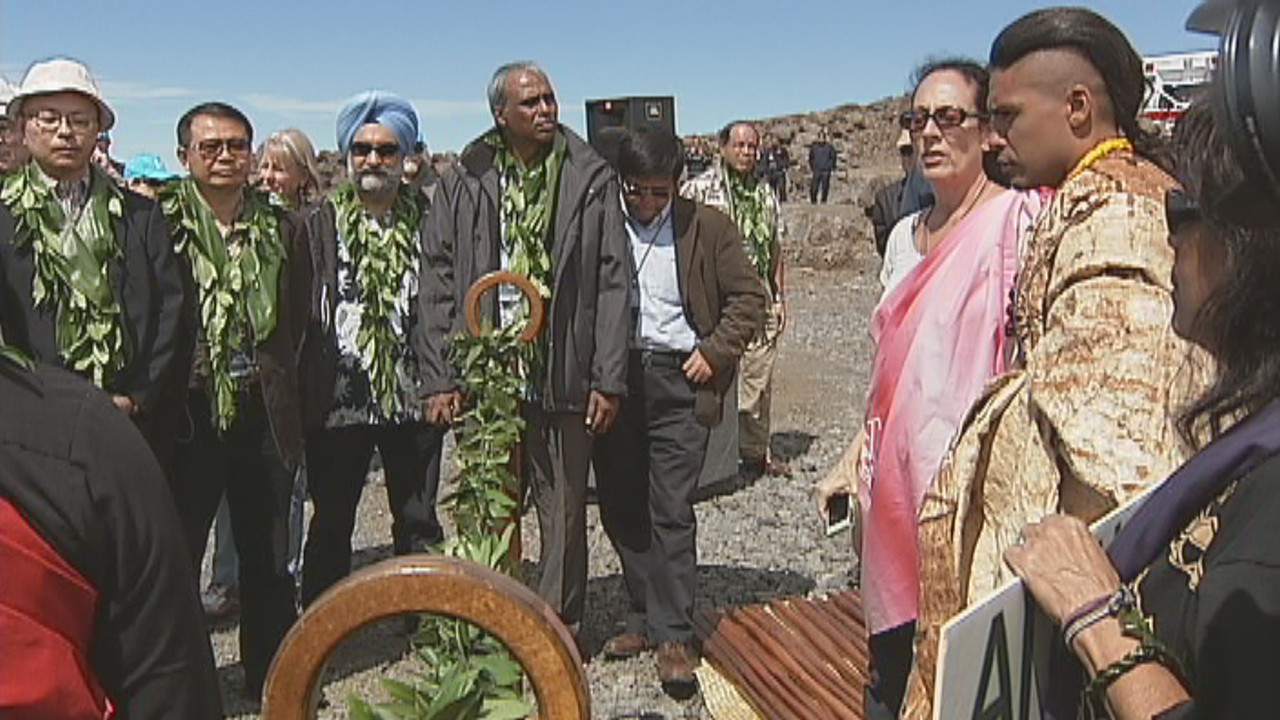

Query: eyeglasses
left=1165, top=188, right=1202, bottom=234
left=622, top=182, right=672, bottom=201
left=193, top=138, right=251, bottom=158
left=350, top=142, right=401, bottom=159
left=899, top=106, right=987, bottom=134
left=26, top=109, right=97, bottom=134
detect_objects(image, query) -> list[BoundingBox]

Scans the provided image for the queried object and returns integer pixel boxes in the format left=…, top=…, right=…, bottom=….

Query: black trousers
left=769, top=172, right=788, bottom=202
left=810, top=171, right=832, bottom=203
left=866, top=620, right=916, bottom=719
left=168, top=388, right=298, bottom=696
left=594, top=350, right=710, bottom=644
left=300, top=421, right=444, bottom=606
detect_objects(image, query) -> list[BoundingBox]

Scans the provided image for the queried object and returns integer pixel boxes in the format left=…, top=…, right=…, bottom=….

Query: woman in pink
left=816, top=58, right=1043, bottom=715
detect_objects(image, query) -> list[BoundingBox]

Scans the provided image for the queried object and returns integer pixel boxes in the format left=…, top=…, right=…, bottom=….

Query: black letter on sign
left=971, top=613, right=1015, bottom=720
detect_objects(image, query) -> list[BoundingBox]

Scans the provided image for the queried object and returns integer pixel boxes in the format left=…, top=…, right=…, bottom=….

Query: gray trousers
left=594, top=350, right=710, bottom=643
left=524, top=404, right=593, bottom=628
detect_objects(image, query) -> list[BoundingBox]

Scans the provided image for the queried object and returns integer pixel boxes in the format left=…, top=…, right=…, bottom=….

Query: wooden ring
left=262, top=556, right=589, bottom=719
left=463, top=271, right=545, bottom=343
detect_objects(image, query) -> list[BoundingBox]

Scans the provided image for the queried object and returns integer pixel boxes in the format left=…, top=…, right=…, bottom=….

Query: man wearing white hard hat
left=0, top=57, right=189, bottom=465
left=0, top=77, right=29, bottom=175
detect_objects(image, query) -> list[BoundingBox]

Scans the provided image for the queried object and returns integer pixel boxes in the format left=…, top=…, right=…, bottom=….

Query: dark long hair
left=989, top=7, right=1167, bottom=169
left=910, top=57, right=989, bottom=113
left=1173, top=99, right=1280, bottom=442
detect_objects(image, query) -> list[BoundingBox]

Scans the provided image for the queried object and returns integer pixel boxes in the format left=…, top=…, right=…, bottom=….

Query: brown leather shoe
left=602, top=631, right=648, bottom=659
left=656, top=640, right=698, bottom=695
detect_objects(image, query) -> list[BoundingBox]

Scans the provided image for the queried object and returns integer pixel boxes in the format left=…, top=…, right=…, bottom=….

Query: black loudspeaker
left=1188, top=0, right=1280, bottom=221
left=585, top=96, right=676, bottom=167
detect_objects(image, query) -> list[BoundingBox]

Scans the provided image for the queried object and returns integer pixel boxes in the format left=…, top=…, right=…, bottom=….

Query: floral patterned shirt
left=325, top=215, right=424, bottom=427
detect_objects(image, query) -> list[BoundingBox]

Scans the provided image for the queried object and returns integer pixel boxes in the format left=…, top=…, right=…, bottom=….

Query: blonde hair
left=260, top=127, right=321, bottom=205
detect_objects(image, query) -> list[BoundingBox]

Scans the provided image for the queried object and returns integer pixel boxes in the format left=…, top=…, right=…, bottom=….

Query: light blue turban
left=335, top=91, right=419, bottom=157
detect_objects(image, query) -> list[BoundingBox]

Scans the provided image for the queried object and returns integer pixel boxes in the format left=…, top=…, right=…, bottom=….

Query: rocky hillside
left=313, top=94, right=912, bottom=269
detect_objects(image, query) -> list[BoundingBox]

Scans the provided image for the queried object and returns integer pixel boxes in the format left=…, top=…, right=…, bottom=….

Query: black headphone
left=1189, top=0, right=1280, bottom=221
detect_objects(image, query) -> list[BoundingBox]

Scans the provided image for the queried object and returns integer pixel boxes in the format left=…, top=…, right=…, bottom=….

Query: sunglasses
left=193, top=138, right=251, bottom=158
left=350, top=142, right=401, bottom=159
left=1165, top=188, right=1202, bottom=234
left=622, top=182, right=672, bottom=201
left=899, top=106, right=988, bottom=134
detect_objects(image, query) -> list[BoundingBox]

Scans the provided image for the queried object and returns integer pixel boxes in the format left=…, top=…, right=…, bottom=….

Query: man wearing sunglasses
left=683, top=120, right=789, bottom=480
left=0, top=58, right=187, bottom=461
left=297, top=92, right=447, bottom=610
left=161, top=100, right=312, bottom=704
left=905, top=9, right=1210, bottom=717
left=593, top=127, right=765, bottom=692
left=419, top=62, right=630, bottom=636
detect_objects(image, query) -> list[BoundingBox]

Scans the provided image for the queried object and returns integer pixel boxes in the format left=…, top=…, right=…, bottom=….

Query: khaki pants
left=738, top=301, right=782, bottom=462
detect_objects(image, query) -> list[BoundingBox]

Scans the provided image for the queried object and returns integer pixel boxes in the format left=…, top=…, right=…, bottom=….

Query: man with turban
left=417, top=62, right=630, bottom=636
left=299, top=91, right=447, bottom=606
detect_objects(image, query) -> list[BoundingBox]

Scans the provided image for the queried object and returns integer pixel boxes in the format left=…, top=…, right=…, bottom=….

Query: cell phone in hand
left=825, top=492, right=852, bottom=537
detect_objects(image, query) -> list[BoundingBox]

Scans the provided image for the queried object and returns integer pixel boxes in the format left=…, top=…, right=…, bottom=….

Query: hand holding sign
left=1003, top=515, right=1121, bottom=628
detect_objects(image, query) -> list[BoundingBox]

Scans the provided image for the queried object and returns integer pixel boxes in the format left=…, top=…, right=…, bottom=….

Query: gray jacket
left=416, top=126, right=630, bottom=412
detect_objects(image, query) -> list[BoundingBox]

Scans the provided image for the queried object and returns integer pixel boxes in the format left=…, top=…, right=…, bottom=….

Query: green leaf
left=481, top=696, right=534, bottom=720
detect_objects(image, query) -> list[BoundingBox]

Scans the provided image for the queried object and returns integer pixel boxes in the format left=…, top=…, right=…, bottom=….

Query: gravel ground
left=208, top=239, right=884, bottom=719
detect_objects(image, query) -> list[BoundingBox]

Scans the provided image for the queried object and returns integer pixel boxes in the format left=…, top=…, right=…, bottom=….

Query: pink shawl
left=858, top=188, right=1044, bottom=635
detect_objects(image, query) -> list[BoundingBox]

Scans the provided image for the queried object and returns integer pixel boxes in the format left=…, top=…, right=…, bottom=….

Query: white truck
left=1141, top=50, right=1218, bottom=132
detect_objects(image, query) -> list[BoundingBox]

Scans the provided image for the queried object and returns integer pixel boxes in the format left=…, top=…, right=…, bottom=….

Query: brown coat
left=667, top=197, right=767, bottom=426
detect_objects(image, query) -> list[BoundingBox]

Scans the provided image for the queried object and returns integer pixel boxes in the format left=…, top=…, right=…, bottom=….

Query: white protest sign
left=932, top=481, right=1161, bottom=720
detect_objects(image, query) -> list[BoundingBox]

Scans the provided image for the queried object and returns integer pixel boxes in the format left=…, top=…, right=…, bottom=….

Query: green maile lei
left=0, top=163, right=126, bottom=387
left=486, top=130, right=566, bottom=385
left=160, top=178, right=284, bottom=431
left=725, top=166, right=776, bottom=280
left=332, top=182, right=422, bottom=419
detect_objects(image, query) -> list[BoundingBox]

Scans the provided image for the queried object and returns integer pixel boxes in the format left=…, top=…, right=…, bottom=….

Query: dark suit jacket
left=417, top=126, right=630, bottom=412
left=175, top=199, right=311, bottom=471
left=0, top=360, right=221, bottom=718
left=0, top=181, right=188, bottom=457
left=665, top=197, right=767, bottom=426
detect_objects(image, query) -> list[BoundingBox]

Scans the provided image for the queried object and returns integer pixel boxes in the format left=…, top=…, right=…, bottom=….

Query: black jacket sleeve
left=129, top=200, right=187, bottom=412
left=75, top=376, right=224, bottom=718
left=1155, top=562, right=1280, bottom=719
left=589, top=172, right=630, bottom=398
left=416, top=172, right=462, bottom=397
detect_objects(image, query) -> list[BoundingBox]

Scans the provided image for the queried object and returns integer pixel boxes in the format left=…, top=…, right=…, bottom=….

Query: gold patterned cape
left=902, top=151, right=1212, bottom=719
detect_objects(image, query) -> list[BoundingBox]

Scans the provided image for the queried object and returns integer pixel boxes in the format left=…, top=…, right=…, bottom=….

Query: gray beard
left=347, top=155, right=402, bottom=194
left=357, top=172, right=392, bottom=192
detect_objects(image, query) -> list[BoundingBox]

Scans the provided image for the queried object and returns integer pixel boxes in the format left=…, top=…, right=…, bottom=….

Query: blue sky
left=2, top=1, right=1211, bottom=168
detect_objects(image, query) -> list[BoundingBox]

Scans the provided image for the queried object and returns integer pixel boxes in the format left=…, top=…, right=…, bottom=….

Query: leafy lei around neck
left=0, top=162, right=126, bottom=387
left=160, top=178, right=285, bottom=431
left=724, top=165, right=775, bottom=280
left=332, top=181, right=422, bottom=419
left=484, top=130, right=567, bottom=388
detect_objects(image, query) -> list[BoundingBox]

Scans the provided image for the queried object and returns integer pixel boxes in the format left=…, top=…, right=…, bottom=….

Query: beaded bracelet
left=1063, top=586, right=1133, bottom=651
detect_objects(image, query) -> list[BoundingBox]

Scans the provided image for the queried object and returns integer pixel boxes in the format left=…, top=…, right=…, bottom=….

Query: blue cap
left=124, top=153, right=178, bottom=182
